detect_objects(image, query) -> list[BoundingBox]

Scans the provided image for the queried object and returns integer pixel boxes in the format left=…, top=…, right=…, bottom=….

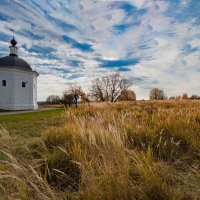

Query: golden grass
left=0, top=127, right=58, bottom=200
left=0, top=100, right=200, bottom=199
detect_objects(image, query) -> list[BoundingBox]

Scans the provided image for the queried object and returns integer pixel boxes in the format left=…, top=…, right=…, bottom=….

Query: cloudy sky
left=0, top=0, right=199, bottom=100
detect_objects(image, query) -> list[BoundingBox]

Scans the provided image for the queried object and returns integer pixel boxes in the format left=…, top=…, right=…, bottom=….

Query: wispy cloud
left=0, top=0, right=199, bottom=100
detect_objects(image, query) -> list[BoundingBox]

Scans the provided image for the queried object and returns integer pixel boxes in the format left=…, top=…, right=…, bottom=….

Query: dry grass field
left=0, top=101, right=200, bottom=200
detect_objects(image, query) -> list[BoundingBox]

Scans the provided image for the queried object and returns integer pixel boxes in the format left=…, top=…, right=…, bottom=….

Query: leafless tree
left=62, top=91, right=74, bottom=107
left=91, top=74, right=132, bottom=102
left=149, top=88, right=166, bottom=100
left=80, top=92, right=90, bottom=104
left=46, top=95, right=60, bottom=104
left=70, top=86, right=83, bottom=107
left=62, top=86, right=83, bottom=107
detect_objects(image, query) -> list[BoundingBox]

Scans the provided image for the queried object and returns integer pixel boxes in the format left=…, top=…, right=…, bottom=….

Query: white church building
left=0, top=36, right=39, bottom=110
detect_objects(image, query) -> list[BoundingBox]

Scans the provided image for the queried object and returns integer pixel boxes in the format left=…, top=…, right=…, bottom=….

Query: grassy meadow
left=0, top=101, right=200, bottom=200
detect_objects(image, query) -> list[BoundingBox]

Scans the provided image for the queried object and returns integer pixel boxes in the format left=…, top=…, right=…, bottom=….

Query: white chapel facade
left=0, top=37, right=39, bottom=110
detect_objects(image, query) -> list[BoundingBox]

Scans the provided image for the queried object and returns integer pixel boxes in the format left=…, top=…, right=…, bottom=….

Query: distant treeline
left=44, top=73, right=200, bottom=106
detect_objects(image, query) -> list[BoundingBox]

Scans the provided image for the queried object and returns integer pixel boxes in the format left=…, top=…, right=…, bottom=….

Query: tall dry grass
left=0, top=126, right=58, bottom=200
left=39, top=101, right=200, bottom=199
left=1, top=101, right=200, bottom=199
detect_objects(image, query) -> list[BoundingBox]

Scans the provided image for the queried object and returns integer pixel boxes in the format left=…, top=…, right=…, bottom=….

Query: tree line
left=46, top=73, right=200, bottom=106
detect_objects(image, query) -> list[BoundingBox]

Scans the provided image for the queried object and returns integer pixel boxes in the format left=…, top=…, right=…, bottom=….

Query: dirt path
left=0, top=108, right=60, bottom=116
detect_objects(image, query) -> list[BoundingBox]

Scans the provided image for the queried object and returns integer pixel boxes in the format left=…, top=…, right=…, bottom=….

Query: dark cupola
left=9, top=36, right=18, bottom=57
left=10, top=36, right=17, bottom=46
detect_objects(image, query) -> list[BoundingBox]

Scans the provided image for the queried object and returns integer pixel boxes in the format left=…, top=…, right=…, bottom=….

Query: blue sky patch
left=68, top=60, right=83, bottom=67
left=110, top=1, right=136, bottom=16
left=113, top=21, right=141, bottom=34
left=98, top=58, right=139, bottom=68
left=51, top=68, right=71, bottom=74
left=63, top=35, right=94, bottom=52
left=70, top=74, right=81, bottom=79
left=47, top=15, right=79, bottom=33
left=166, top=0, right=200, bottom=23
left=19, top=30, right=44, bottom=40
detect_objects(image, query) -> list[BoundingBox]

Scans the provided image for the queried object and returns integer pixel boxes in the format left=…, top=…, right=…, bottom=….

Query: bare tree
left=91, top=78, right=107, bottom=102
left=70, top=86, right=83, bottom=107
left=80, top=92, right=90, bottom=104
left=91, top=74, right=131, bottom=102
left=46, top=95, right=60, bottom=104
left=62, top=86, right=83, bottom=108
left=118, top=89, right=136, bottom=101
left=149, top=88, right=166, bottom=100
left=62, top=91, right=74, bottom=107
left=190, top=94, right=200, bottom=100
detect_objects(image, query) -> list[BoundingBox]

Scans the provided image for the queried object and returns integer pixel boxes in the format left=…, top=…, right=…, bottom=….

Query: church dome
left=0, top=56, right=33, bottom=72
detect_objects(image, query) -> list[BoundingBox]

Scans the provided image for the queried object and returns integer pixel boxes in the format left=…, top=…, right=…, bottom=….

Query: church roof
left=0, top=56, right=34, bottom=73
left=0, top=36, right=38, bottom=75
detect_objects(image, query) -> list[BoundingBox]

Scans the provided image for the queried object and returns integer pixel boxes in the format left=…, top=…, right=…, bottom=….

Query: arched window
left=2, top=80, right=6, bottom=86
left=22, top=82, right=26, bottom=88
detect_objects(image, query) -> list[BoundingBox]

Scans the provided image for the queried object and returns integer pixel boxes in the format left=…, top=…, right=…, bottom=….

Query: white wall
left=0, top=67, right=38, bottom=110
